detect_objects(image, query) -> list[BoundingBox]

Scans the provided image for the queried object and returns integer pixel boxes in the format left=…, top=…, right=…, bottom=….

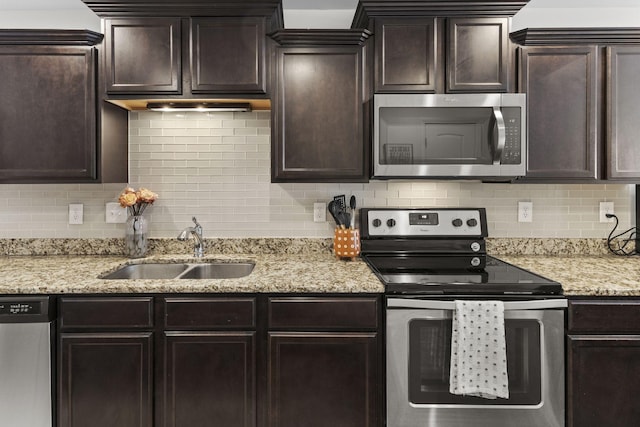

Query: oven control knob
left=471, top=257, right=481, bottom=267
left=467, top=218, right=478, bottom=227
left=470, top=242, right=481, bottom=252
left=372, top=219, right=382, bottom=227
left=452, top=218, right=463, bottom=227
left=386, top=219, right=396, bottom=228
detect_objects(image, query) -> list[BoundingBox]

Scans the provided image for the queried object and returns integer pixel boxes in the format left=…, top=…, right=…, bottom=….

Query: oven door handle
left=387, top=298, right=568, bottom=310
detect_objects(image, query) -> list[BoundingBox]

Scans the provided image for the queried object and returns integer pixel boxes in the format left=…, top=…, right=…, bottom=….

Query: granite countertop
left=0, top=253, right=385, bottom=294
left=0, top=238, right=638, bottom=296
left=498, top=255, right=640, bottom=297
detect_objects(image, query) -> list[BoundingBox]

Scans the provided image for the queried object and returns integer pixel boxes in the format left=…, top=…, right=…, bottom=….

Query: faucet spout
left=177, top=216, right=205, bottom=257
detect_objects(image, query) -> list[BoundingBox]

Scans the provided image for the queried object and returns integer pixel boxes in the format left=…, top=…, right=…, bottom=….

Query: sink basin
left=102, top=263, right=190, bottom=280
left=101, top=262, right=255, bottom=280
left=178, top=262, right=255, bottom=279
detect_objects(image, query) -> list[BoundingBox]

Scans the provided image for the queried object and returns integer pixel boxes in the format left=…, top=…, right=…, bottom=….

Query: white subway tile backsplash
left=0, top=110, right=634, bottom=239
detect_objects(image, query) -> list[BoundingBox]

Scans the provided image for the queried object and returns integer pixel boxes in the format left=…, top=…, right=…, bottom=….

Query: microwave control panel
left=500, top=107, right=522, bottom=165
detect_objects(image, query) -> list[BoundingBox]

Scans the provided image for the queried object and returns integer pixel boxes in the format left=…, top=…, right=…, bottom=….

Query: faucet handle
left=192, top=217, right=203, bottom=234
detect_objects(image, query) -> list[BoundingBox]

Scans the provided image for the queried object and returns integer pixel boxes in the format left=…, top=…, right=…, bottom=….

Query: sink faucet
left=178, top=217, right=205, bottom=257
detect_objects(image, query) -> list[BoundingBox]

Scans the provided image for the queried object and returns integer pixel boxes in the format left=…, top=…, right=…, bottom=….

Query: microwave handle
left=492, top=107, right=506, bottom=165
left=387, top=298, right=568, bottom=311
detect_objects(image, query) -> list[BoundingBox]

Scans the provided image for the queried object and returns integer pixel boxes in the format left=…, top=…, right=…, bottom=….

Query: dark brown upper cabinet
left=447, top=17, right=509, bottom=92
left=607, top=45, right=640, bottom=180
left=0, top=30, right=122, bottom=183
left=513, top=28, right=640, bottom=182
left=374, top=17, right=440, bottom=93
left=105, top=17, right=182, bottom=94
left=190, top=17, right=265, bottom=94
left=270, top=30, right=371, bottom=183
left=104, top=16, right=266, bottom=96
left=354, top=1, right=527, bottom=94
left=519, top=46, right=600, bottom=180
left=373, top=17, right=511, bottom=93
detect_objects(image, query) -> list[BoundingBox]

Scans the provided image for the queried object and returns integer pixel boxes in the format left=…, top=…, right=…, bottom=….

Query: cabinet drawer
left=59, top=297, right=153, bottom=329
left=164, top=297, right=256, bottom=329
left=569, top=300, right=640, bottom=333
left=268, top=297, right=379, bottom=330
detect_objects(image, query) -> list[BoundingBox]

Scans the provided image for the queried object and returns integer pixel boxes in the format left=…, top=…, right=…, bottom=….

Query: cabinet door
left=105, top=18, right=181, bottom=94
left=375, top=17, right=441, bottom=93
left=0, top=46, right=97, bottom=182
left=447, top=17, right=509, bottom=92
left=272, top=46, right=367, bottom=182
left=268, top=332, right=378, bottom=427
left=58, top=332, right=153, bottom=427
left=568, top=335, right=640, bottom=427
left=519, top=46, right=599, bottom=180
left=190, top=17, right=265, bottom=94
left=606, top=45, right=640, bottom=180
left=163, top=332, right=256, bottom=427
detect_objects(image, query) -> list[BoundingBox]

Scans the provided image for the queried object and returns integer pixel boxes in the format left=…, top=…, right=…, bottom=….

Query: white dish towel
left=449, top=300, right=509, bottom=399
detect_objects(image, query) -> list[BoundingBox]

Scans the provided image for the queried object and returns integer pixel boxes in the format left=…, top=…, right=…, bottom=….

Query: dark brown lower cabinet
left=568, top=299, right=640, bottom=427
left=58, top=333, right=153, bottom=427
left=58, top=295, right=381, bottom=427
left=568, top=335, right=640, bottom=427
left=163, top=332, right=256, bottom=427
left=268, top=332, right=378, bottom=427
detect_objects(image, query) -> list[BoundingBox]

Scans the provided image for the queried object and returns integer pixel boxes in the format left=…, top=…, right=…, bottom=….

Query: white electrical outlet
left=313, top=202, right=327, bottom=223
left=599, top=201, right=615, bottom=223
left=106, top=202, right=127, bottom=223
left=68, top=204, right=83, bottom=225
left=518, top=201, right=533, bottom=223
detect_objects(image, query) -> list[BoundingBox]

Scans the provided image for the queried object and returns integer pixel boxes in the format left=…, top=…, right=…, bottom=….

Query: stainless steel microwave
left=373, top=93, right=526, bottom=179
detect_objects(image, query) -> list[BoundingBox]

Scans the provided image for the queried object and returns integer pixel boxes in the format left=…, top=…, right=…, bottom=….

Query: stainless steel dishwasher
left=0, top=296, right=54, bottom=427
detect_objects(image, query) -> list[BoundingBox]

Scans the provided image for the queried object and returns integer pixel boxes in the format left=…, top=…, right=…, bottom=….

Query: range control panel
left=362, top=208, right=487, bottom=237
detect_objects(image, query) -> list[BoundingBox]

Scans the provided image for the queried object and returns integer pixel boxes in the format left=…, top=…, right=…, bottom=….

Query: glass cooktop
left=365, top=256, right=562, bottom=295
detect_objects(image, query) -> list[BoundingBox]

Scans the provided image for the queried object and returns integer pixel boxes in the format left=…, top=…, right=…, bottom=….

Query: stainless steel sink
left=102, top=263, right=190, bottom=279
left=178, top=262, right=255, bottom=279
left=101, top=262, right=255, bottom=280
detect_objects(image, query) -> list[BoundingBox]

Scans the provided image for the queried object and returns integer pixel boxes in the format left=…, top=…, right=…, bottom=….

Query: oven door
left=386, top=298, right=566, bottom=427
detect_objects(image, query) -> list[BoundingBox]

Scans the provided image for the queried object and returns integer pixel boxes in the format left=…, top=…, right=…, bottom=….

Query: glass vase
left=125, top=215, right=148, bottom=258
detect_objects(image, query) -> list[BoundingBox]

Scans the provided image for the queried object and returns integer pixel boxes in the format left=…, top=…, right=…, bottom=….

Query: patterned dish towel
left=449, top=300, right=509, bottom=399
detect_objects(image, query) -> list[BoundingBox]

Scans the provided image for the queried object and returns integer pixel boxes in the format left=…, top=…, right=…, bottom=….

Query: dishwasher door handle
left=387, top=298, right=568, bottom=311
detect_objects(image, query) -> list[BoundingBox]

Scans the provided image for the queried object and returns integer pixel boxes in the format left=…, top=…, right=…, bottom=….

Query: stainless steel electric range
left=359, top=208, right=566, bottom=427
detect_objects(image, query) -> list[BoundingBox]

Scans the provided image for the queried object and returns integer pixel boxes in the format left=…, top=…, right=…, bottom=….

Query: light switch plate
left=106, top=202, right=127, bottom=223
left=69, top=204, right=83, bottom=225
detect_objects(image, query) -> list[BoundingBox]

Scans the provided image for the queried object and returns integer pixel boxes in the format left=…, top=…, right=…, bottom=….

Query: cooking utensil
left=349, top=195, right=356, bottom=228
left=333, top=195, right=346, bottom=210
left=328, top=200, right=342, bottom=227
left=339, top=211, right=351, bottom=228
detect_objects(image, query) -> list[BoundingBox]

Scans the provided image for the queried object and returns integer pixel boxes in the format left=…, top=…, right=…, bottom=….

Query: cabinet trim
left=0, top=29, right=103, bottom=45
left=511, top=28, right=640, bottom=46
left=353, top=1, right=528, bottom=28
